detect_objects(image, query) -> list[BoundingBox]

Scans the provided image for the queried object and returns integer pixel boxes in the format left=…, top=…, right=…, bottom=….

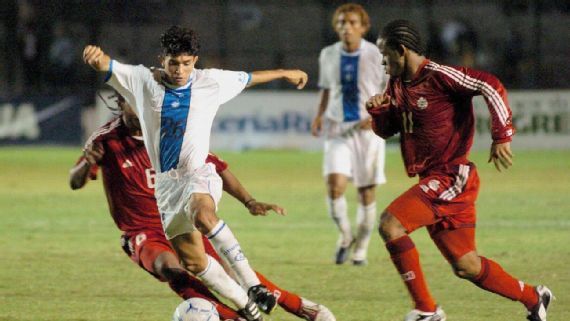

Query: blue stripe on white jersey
left=159, top=86, right=191, bottom=172
left=340, top=54, right=360, bottom=121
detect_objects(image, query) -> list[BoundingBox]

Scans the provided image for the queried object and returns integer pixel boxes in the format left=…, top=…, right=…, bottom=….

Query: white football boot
left=527, top=285, right=554, bottom=321
left=404, top=305, right=446, bottom=321
left=298, top=298, right=336, bottom=321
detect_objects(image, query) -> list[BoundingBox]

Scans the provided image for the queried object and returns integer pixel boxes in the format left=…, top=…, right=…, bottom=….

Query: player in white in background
left=83, top=25, right=307, bottom=321
left=311, top=3, right=388, bottom=266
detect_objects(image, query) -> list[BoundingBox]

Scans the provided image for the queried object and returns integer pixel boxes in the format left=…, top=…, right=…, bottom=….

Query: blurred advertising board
left=217, top=90, right=570, bottom=151
left=472, top=90, right=570, bottom=149
left=90, top=89, right=570, bottom=151
left=0, top=95, right=83, bottom=145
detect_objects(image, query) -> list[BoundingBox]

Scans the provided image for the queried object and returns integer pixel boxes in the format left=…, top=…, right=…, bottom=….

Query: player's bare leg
left=151, top=251, right=241, bottom=320
left=326, top=173, right=353, bottom=264
left=433, top=228, right=552, bottom=321
left=352, top=185, right=377, bottom=265
left=191, top=193, right=276, bottom=315
left=170, top=231, right=262, bottom=321
left=211, top=245, right=335, bottom=320
left=379, top=211, right=441, bottom=319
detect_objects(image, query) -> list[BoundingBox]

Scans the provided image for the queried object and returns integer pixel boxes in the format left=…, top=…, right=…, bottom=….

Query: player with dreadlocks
left=366, top=19, right=553, bottom=321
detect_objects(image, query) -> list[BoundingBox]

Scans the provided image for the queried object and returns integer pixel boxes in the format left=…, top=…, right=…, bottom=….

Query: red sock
left=256, top=271, right=303, bottom=315
left=168, top=272, right=240, bottom=320
left=472, top=256, right=538, bottom=310
left=386, top=235, right=436, bottom=312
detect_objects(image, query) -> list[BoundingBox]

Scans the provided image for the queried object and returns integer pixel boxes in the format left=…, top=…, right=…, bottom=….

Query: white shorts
left=154, top=163, right=223, bottom=240
left=323, top=120, right=386, bottom=187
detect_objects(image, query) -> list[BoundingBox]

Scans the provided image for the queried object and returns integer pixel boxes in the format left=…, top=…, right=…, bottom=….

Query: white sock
left=207, top=220, right=260, bottom=289
left=196, top=255, right=249, bottom=309
left=353, top=202, right=377, bottom=261
left=327, top=196, right=352, bottom=247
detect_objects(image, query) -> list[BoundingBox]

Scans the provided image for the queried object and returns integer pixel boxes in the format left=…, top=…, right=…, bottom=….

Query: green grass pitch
left=0, top=147, right=568, bottom=321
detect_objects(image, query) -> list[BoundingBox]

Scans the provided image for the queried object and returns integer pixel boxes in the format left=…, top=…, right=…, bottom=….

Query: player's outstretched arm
left=488, top=141, right=513, bottom=172
left=248, top=69, right=308, bottom=89
left=69, top=143, right=104, bottom=190
left=219, top=169, right=286, bottom=216
left=82, top=45, right=112, bottom=72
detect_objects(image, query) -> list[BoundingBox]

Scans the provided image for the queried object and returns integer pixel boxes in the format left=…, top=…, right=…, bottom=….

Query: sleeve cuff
left=493, top=137, right=512, bottom=144
left=492, top=127, right=515, bottom=144
left=103, top=60, right=114, bottom=83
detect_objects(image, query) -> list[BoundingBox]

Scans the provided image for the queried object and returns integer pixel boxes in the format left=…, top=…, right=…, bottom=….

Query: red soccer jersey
left=80, top=117, right=228, bottom=233
left=369, top=59, right=514, bottom=177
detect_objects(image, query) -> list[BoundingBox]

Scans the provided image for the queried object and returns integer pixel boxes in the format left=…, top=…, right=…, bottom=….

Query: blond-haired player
left=311, top=3, right=387, bottom=265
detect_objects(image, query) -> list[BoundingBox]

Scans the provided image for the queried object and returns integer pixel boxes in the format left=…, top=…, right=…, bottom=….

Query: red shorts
left=121, top=230, right=221, bottom=280
left=386, top=163, right=480, bottom=262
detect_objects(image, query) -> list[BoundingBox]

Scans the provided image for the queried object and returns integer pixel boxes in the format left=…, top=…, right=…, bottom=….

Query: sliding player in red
left=69, top=93, right=335, bottom=321
left=366, top=19, right=552, bottom=321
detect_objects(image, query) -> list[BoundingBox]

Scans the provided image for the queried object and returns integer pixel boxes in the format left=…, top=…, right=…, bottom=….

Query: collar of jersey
left=340, top=39, right=364, bottom=57
left=162, top=69, right=196, bottom=91
left=408, top=59, right=430, bottom=84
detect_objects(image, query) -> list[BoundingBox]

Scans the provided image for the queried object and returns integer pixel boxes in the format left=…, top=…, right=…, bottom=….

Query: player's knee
left=159, top=265, right=186, bottom=282
left=357, top=185, right=376, bottom=204
left=192, top=210, right=219, bottom=234
left=452, top=254, right=481, bottom=279
left=179, top=256, right=207, bottom=274
left=358, top=221, right=374, bottom=233
left=378, top=211, right=406, bottom=241
left=328, top=186, right=344, bottom=199
left=453, top=266, right=480, bottom=279
left=153, top=253, right=183, bottom=280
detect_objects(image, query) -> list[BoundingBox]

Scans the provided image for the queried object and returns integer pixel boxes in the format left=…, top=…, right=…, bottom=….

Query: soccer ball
left=172, top=298, right=220, bottom=321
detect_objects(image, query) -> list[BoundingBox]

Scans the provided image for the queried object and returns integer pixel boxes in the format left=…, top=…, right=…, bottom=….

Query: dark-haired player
left=311, top=3, right=387, bottom=266
left=366, top=19, right=553, bottom=321
left=69, top=93, right=335, bottom=321
left=82, top=26, right=308, bottom=321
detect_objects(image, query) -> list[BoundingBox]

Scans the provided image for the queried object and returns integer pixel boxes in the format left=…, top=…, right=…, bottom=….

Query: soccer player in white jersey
left=311, top=3, right=388, bottom=266
left=83, top=26, right=307, bottom=321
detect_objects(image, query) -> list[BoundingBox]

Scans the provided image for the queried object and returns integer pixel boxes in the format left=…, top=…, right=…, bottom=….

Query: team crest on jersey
left=122, top=159, right=133, bottom=168
left=343, top=64, right=355, bottom=82
left=135, top=233, right=147, bottom=246
left=417, top=97, right=428, bottom=110
left=171, top=100, right=180, bottom=108
left=428, top=179, right=440, bottom=191
left=420, top=179, right=441, bottom=193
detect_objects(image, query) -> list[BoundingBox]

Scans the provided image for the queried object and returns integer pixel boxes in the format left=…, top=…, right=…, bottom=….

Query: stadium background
left=0, top=1, right=569, bottom=321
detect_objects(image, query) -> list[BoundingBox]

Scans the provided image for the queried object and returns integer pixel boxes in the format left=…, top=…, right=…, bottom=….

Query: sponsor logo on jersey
left=135, top=233, right=147, bottom=246
left=417, top=97, right=428, bottom=110
left=171, top=100, right=180, bottom=108
left=122, top=159, right=133, bottom=168
left=343, top=64, right=355, bottom=82
left=428, top=179, right=440, bottom=191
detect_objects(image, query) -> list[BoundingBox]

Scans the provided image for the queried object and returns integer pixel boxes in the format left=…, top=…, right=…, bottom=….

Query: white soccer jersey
left=318, top=39, right=387, bottom=123
left=106, top=60, right=249, bottom=173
